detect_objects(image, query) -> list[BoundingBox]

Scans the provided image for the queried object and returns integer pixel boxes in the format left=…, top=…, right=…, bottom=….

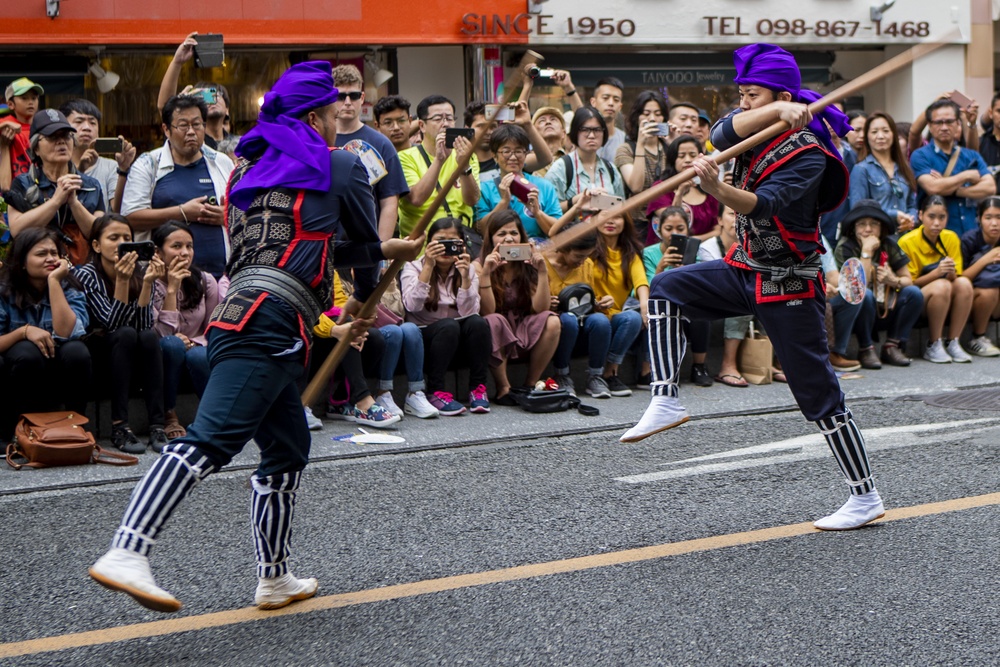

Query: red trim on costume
left=723, top=243, right=751, bottom=270
left=771, top=217, right=806, bottom=261
left=746, top=130, right=792, bottom=176
left=278, top=190, right=333, bottom=289
left=207, top=292, right=269, bottom=332
left=756, top=145, right=814, bottom=185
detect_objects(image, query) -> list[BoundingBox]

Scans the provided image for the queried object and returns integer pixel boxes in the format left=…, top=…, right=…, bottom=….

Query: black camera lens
left=527, top=65, right=541, bottom=79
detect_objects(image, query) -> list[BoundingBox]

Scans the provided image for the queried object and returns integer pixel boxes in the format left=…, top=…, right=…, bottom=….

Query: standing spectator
left=666, top=102, right=699, bottom=141
left=0, top=77, right=42, bottom=191
left=696, top=110, right=713, bottom=149
left=474, top=210, right=560, bottom=405
left=645, top=135, right=720, bottom=244
left=590, top=77, right=626, bottom=162
left=849, top=111, right=917, bottom=234
left=529, top=106, right=571, bottom=178
left=468, top=100, right=552, bottom=186
left=5, top=109, right=106, bottom=265
left=833, top=200, right=922, bottom=368
left=61, top=99, right=136, bottom=215
left=960, top=196, right=1000, bottom=356
left=397, top=95, right=480, bottom=239
left=545, top=107, right=625, bottom=212
left=897, top=195, right=974, bottom=363
left=615, top=91, right=671, bottom=243
left=121, top=95, right=234, bottom=279
left=151, top=220, right=218, bottom=440
left=519, top=67, right=583, bottom=120
left=332, top=65, right=410, bottom=242
left=910, top=99, right=995, bottom=236
left=846, top=110, right=868, bottom=159
left=401, top=217, right=493, bottom=414
left=0, top=228, right=90, bottom=440
left=374, top=95, right=413, bottom=154
left=977, top=94, right=1000, bottom=191
left=465, top=101, right=499, bottom=184
left=74, top=214, right=168, bottom=453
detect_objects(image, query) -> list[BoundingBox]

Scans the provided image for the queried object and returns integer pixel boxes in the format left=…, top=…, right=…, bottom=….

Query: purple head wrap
left=229, top=61, right=339, bottom=210
left=732, top=43, right=850, bottom=158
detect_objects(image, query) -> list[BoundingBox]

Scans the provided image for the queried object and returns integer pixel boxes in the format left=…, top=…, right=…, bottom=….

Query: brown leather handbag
left=5, top=412, right=138, bottom=470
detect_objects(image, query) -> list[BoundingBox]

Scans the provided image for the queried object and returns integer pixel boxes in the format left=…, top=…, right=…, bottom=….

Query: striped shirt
left=72, top=262, right=153, bottom=333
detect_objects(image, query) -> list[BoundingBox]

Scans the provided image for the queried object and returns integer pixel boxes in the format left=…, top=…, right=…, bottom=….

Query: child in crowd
left=73, top=213, right=167, bottom=452
left=898, top=195, right=974, bottom=363
left=401, top=217, right=492, bottom=414
left=545, top=229, right=614, bottom=398
left=474, top=210, right=560, bottom=405
left=960, top=196, right=1000, bottom=356
left=151, top=220, right=218, bottom=439
left=592, top=210, right=648, bottom=395
left=0, top=228, right=91, bottom=439
left=642, top=206, right=713, bottom=386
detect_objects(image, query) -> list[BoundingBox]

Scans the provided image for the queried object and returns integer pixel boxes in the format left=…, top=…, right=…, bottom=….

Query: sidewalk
left=3, top=355, right=999, bottom=496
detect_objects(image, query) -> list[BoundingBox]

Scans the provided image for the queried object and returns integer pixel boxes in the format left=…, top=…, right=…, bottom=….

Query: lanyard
left=574, top=152, right=604, bottom=197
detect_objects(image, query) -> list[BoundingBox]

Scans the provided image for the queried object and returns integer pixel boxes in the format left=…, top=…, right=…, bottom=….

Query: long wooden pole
left=543, top=36, right=953, bottom=255
left=301, top=51, right=545, bottom=406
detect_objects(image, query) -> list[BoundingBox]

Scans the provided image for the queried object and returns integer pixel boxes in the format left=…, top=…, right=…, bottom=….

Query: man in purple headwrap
left=623, top=44, right=885, bottom=531
left=89, top=61, right=424, bottom=613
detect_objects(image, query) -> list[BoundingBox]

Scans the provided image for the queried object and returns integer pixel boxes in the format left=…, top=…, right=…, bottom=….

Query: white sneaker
left=813, top=490, right=885, bottom=530
left=375, top=391, right=405, bottom=417
left=89, top=548, right=182, bottom=613
left=923, top=339, right=952, bottom=364
left=404, top=390, right=439, bottom=419
left=620, top=395, right=690, bottom=443
left=553, top=374, right=576, bottom=397
left=967, top=335, right=1000, bottom=357
left=303, top=406, right=323, bottom=431
left=255, top=572, right=319, bottom=610
left=946, top=338, right=973, bottom=363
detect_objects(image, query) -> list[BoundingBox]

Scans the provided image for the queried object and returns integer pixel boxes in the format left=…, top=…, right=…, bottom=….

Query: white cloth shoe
left=255, top=572, right=319, bottom=610
left=620, top=395, right=690, bottom=443
left=375, top=391, right=405, bottom=417
left=813, top=490, right=885, bottom=531
left=89, top=547, right=182, bottom=613
left=923, top=339, right=952, bottom=363
left=404, top=390, right=439, bottom=419
left=303, top=406, right=323, bottom=431
left=946, top=338, right=973, bottom=363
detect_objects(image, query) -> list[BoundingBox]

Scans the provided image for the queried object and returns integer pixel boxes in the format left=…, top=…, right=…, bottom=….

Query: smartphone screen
left=445, top=128, right=475, bottom=148
left=93, top=137, right=123, bottom=155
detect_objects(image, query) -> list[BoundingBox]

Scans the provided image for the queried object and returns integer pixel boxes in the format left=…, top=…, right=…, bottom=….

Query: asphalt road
left=1, top=396, right=998, bottom=666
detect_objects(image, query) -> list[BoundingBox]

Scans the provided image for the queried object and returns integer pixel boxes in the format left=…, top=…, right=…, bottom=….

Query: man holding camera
left=60, top=99, right=136, bottom=214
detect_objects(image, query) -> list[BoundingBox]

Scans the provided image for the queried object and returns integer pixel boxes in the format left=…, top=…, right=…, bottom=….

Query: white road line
left=615, top=418, right=1000, bottom=484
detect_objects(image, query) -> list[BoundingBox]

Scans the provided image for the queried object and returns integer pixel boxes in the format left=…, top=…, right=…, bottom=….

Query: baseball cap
left=532, top=106, right=566, bottom=128
left=30, top=108, right=75, bottom=138
left=5, top=77, right=44, bottom=102
left=697, top=109, right=712, bottom=125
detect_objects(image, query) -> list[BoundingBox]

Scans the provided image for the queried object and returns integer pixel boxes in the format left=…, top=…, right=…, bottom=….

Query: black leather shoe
left=690, top=364, right=714, bottom=387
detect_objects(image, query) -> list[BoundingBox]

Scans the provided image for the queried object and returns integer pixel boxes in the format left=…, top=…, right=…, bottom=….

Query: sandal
left=772, top=370, right=787, bottom=383
left=164, top=418, right=186, bottom=440
left=714, top=373, right=749, bottom=388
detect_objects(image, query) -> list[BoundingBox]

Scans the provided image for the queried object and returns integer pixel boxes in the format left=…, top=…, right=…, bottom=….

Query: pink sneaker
left=469, top=384, right=490, bottom=413
left=428, top=390, right=466, bottom=416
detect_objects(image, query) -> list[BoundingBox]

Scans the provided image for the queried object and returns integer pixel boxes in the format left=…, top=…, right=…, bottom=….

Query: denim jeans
left=853, top=285, right=924, bottom=346
left=379, top=322, right=425, bottom=393
left=160, top=335, right=211, bottom=410
left=554, top=312, right=612, bottom=376
left=608, top=310, right=643, bottom=365
left=829, top=293, right=864, bottom=355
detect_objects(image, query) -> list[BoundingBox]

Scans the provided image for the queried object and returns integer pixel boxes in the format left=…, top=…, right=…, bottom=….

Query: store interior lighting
left=365, top=52, right=393, bottom=88
left=88, top=62, right=120, bottom=94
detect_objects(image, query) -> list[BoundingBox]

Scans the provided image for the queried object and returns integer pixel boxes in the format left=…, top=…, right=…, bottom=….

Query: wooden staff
left=301, top=51, right=545, bottom=406
left=543, top=36, right=954, bottom=255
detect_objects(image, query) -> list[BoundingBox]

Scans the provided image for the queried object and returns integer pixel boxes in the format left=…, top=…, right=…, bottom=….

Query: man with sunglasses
left=331, top=65, right=409, bottom=241
left=397, top=95, right=480, bottom=239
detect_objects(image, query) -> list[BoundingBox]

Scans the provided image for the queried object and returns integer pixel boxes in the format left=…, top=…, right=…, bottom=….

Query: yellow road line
left=3, top=491, right=998, bottom=659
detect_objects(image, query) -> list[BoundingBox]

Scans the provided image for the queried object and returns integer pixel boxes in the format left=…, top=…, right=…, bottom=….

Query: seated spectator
left=397, top=95, right=480, bottom=239
left=615, top=90, right=671, bottom=242
left=401, top=217, right=492, bottom=415
left=529, top=106, right=571, bottom=178
left=475, top=123, right=578, bottom=240
left=590, top=77, right=626, bottom=162
left=60, top=99, right=136, bottom=215
left=0, top=77, right=42, bottom=191
left=698, top=203, right=754, bottom=387
left=642, top=206, right=713, bottom=387
left=910, top=99, right=995, bottom=236
left=545, top=107, right=625, bottom=212
left=333, top=65, right=410, bottom=241
left=960, top=196, right=1000, bottom=356
left=544, top=229, right=613, bottom=398
left=0, top=228, right=90, bottom=440
left=121, top=94, right=234, bottom=279
left=73, top=214, right=168, bottom=453
left=849, top=111, right=917, bottom=234
left=6, top=109, right=105, bottom=265
left=645, top=135, right=720, bottom=244
left=898, top=195, right=974, bottom=363
left=833, top=200, right=922, bottom=369
left=474, top=210, right=560, bottom=405
left=150, top=221, right=218, bottom=440
left=374, top=95, right=413, bottom=154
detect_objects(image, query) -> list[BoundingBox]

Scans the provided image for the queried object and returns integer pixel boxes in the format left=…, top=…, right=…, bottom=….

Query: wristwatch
left=462, top=166, right=473, bottom=176
left=861, top=252, right=872, bottom=259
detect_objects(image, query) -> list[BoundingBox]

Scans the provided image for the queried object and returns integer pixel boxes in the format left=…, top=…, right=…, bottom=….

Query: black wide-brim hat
left=840, top=198, right=896, bottom=239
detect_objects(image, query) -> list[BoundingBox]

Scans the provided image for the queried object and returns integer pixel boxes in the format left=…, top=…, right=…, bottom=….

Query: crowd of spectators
left=3, top=36, right=1000, bottom=452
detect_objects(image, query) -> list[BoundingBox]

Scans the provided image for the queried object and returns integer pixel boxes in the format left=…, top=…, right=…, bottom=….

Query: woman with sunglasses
left=848, top=111, right=918, bottom=235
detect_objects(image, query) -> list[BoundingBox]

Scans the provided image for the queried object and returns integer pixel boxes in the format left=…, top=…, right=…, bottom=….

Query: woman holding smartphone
left=615, top=90, right=671, bottom=242
left=645, top=135, right=720, bottom=244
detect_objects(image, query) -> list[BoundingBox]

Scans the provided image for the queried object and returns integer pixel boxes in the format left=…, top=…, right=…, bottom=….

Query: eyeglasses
left=336, top=91, right=363, bottom=102
left=379, top=117, right=409, bottom=128
left=497, top=148, right=528, bottom=158
left=855, top=220, right=880, bottom=228
left=928, top=118, right=958, bottom=126
left=423, top=114, right=456, bottom=123
left=171, top=122, right=205, bottom=133
left=579, top=126, right=603, bottom=136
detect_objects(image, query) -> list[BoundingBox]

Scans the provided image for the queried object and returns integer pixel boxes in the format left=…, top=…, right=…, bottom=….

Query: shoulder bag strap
left=943, top=147, right=961, bottom=178
left=416, top=144, right=454, bottom=217
left=92, top=445, right=139, bottom=466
